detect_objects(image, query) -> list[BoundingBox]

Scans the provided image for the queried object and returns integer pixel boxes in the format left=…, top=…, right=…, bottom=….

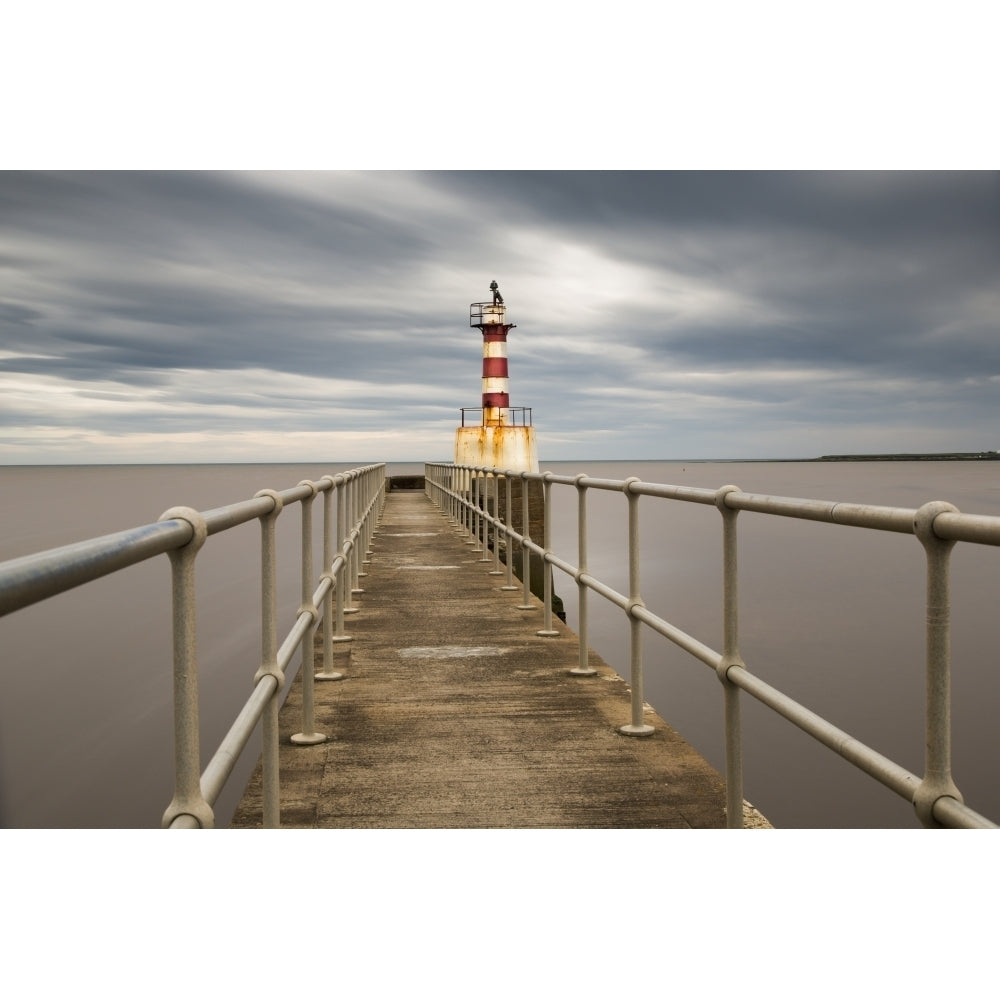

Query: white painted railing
left=0, top=465, right=385, bottom=829
left=425, top=462, right=999, bottom=829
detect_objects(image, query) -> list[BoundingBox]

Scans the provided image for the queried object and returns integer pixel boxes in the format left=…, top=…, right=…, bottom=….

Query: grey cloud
left=1, top=169, right=997, bottom=462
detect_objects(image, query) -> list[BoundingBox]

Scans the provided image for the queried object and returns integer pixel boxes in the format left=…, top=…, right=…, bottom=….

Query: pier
left=230, top=486, right=751, bottom=828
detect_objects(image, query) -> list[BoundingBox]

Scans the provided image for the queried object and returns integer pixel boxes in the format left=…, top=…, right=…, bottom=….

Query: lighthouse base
left=454, top=425, right=539, bottom=473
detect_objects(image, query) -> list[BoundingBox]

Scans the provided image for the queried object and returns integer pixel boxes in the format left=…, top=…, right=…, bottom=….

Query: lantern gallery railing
left=460, top=407, right=533, bottom=427
left=0, top=464, right=386, bottom=829
left=424, top=462, right=1000, bottom=829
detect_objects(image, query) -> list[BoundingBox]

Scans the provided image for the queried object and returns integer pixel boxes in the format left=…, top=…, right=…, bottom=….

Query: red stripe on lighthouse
left=482, top=357, right=509, bottom=378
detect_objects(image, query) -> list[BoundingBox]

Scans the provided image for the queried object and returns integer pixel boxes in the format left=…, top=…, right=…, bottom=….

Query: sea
left=1, top=459, right=998, bottom=830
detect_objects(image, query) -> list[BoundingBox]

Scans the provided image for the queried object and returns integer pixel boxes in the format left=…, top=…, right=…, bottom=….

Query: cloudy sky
left=1, top=169, right=997, bottom=464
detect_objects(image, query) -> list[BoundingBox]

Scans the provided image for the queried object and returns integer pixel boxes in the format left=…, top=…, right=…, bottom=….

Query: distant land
left=814, top=451, right=999, bottom=462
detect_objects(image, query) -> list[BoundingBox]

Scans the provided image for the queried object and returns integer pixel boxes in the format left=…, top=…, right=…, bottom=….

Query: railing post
left=463, top=469, right=473, bottom=542
left=361, top=467, right=375, bottom=571
left=715, top=485, right=745, bottom=828
left=913, top=501, right=965, bottom=827
left=470, top=471, right=483, bottom=550
left=501, top=472, right=518, bottom=591
left=619, top=478, right=653, bottom=736
left=489, top=473, right=503, bottom=575
left=536, top=473, right=559, bottom=638
left=516, top=472, right=534, bottom=611
left=343, top=473, right=360, bottom=613
left=466, top=467, right=474, bottom=540
left=253, top=488, right=285, bottom=828
left=480, top=471, right=494, bottom=564
left=316, top=475, right=347, bottom=678
left=570, top=475, right=596, bottom=675
left=291, top=482, right=327, bottom=746
left=454, top=466, right=464, bottom=533
left=350, top=473, right=364, bottom=595
left=159, top=506, right=214, bottom=829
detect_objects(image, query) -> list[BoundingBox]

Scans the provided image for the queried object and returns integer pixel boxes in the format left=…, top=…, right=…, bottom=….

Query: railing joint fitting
left=913, top=780, right=964, bottom=829
left=716, top=657, right=744, bottom=685
left=714, top=484, right=741, bottom=513
left=254, top=488, right=284, bottom=517
left=158, top=506, right=208, bottom=553
left=625, top=598, right=645, bottom=620
left=254, top=662, right=285, bottom=688
left=913, top=500, right=959, bottom=550
left=162, top=799, right=214, bottom=830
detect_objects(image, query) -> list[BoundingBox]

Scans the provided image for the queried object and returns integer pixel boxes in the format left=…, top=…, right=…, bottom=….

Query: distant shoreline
left=812, top=452, right=999, bottom=462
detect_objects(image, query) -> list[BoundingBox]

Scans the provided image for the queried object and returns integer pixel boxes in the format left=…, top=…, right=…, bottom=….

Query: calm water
left=1, top=460, right=997, bottom=828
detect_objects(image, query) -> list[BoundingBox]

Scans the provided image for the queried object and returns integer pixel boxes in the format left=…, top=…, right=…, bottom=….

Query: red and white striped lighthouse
left=478, top=279, right=512, bottom=425
left=454, top=281, right=539, bottom=472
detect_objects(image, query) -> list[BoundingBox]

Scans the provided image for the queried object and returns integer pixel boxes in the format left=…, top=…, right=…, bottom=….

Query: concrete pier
left=230, top=488, right=769, bottom=828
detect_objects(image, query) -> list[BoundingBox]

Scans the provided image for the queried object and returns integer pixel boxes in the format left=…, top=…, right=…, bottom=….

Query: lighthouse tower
left=454, top=281, right=539, bottom=472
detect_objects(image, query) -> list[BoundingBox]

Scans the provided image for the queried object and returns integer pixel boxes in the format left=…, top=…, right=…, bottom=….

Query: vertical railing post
left=361, top=467, right=375, bottom=572
left=715, top=485, right=745, bottom=828
left=501, top=472, right=518, bottom=591
left=464, top=469, right=474, bottom=543
left=913, top=501, right=965, bottom=827
left=159, top=506, right=214, bottom=829
left=350, top=473, right=364, bottom=596
left=481, top=472, right=495, bottom=564
left=253, top=488, right=285, bottom=828
left=516, top=472, right=534, bottom=611
left=570, top=475, right=596, bottom=675
left=619, top=478, right=653, bottom=736
left=470, top=471, right=483, bottom=550
left=344, top=473, right=361, bottom=612
left=466, top=467, right=474, bottom=540
left=489, top=473, right=504, bottom=575
left=317, top=475, right=346, bottom=679
left=536, top=473, right=559, bottom=638
left=291, top=482, right=327, bottom=746
left=467, top=466, right=475, bottom=540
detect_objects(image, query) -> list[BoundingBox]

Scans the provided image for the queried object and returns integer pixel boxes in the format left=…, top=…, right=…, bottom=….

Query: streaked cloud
left=0, top=170, right=997, bottom=463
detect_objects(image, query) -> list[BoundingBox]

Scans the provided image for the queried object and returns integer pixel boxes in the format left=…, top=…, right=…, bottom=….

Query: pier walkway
left=230, top=488, right=748, bottom=828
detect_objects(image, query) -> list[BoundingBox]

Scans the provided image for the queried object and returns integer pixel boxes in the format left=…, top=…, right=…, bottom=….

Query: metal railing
left=0, top=464, right=386, bottom=829
left=425, top=462, right=999, bottom=829
left=470, top=301, right=512, bottom=327
left=460, top=407, right=533, bottom=427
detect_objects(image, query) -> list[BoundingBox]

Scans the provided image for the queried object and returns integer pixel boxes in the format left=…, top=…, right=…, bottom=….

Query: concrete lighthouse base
left=454, top=425, right=539, bottom=474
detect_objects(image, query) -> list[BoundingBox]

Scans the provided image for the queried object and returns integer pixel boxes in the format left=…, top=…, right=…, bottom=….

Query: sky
left=2, top=169, right=997, bottom=464
left=2, top=5, right=998, bottom=466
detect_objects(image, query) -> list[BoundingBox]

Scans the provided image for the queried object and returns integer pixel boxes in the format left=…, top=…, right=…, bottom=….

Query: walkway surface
left=230, top=489, right=762, bottom=829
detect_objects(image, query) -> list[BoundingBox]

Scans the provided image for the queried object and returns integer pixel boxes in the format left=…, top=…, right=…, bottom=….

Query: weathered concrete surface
left=230, top=489, right=771, bottom=829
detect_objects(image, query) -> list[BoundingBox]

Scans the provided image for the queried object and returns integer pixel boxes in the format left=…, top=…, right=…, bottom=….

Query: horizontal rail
left=426, top=462, right=999, bottom=829
left=0, top=521, right=192, bottom=616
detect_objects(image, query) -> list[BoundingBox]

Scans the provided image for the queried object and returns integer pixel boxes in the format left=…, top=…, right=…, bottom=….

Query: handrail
left=425, top=462, right=1000, bottom=829
left=0, top=463, right=387, bottom=829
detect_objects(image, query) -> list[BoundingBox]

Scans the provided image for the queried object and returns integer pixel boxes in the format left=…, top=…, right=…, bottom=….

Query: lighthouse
left=454, top=281, right=539, bottom=473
